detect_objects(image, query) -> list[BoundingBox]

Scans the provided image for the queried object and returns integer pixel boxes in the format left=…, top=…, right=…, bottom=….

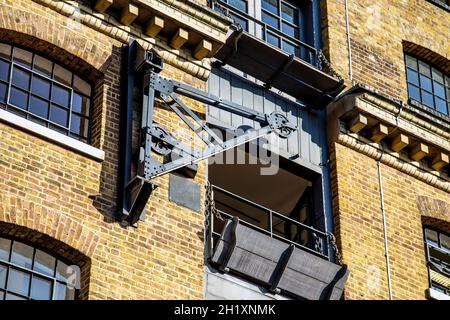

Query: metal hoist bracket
left=119, top=40, right=298, bottom=226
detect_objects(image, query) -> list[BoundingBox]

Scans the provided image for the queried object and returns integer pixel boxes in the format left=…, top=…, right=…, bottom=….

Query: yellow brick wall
left=322, top=0, right=449, bottom=100
left=324, top=0, right=450, bottom=300
left=330, top=142, right=450, bottom=300
left=0, top=0, right=208, bottom=299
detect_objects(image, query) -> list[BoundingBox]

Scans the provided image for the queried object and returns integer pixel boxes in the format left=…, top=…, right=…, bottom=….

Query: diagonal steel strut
left=144, top=72, right=297, bottom=180
left=120, top=42, right=297, bottom=226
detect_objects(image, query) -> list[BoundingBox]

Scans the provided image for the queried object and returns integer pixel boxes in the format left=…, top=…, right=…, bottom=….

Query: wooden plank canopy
left=211, top=218, right=349, bottom=300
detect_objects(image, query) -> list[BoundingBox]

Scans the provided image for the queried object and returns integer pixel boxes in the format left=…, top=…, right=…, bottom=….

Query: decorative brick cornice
left=356, top=94, right=450, bottom=149
left=336, top=132, right=450, bottom=193
left=328, top=87, right=450, bottom=190
left=32, top=0, right=232, bottom=80
left=139, top=0, right=231, bottom=33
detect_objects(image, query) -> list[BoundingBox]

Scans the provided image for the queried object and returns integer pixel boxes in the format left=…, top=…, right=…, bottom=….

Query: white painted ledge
left=427, top=288, right=450, bottom=300
left=0, top=108, right=105, bottom=161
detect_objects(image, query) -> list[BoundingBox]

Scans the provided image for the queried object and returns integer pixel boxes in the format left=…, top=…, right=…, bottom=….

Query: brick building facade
left=324, top=0, right=450, bottom=300
left=0, top=0, right=448, bottom=300
left=0, top=0, right=231, bottom=300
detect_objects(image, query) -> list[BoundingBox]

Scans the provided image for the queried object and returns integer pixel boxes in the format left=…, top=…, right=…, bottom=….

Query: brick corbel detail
left=336, top=133, right=450, bottom=193
left=30, top=0, right=218, bottom=80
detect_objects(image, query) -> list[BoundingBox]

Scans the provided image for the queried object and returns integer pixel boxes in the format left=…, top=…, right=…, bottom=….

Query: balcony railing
left=209, top=184, right=330, bottom=260
left=207, top=184, right=349, bottom=299
left=210, top=0, right=318, bottom=66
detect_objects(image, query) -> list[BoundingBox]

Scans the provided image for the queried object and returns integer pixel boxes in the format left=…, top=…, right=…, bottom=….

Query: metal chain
left=312, top=232, right=323, bottom=254
left=317, top=50, right=343, bottom=81
left=328, top=232, right=343, bottom=265
left=205, top=182, right=224, bottom=228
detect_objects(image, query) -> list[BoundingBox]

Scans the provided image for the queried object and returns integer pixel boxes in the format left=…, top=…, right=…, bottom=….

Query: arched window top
left=0, top=43, right=93, bottom=143
left=0, top=236, right=78, bottom=300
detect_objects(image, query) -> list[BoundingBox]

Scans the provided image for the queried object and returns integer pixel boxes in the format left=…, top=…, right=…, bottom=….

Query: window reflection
left=7, top=269, right=30, bottom=296
left=50, top=104, right=68, bottom=127
left=0, top=264, right=6, bottom=288
left=229, top=12, right=248, bottom=31
left=33, top=55, right=52, bottom=77
left=229, top=0, right=247, bottom=12
left=262, top=0, right=278, bottom=14
left=30, top=276, right=52, bottom=300
left=0, top=43, right=11, bottom=59
left=0, top=43, right=93, bottom=142
left=281, top=3, right=298, bottom=24
left=0, top=60, right=9, bottom=81
left=12, top=67, right=30, bottom=90
left=0, top=237, right=78, bottom=300
left=11, top=242, right=33, bottom=269
left=34, top=250, right=56, bottom=277
left=0, top=83, right=6, bottom=103
left=405, top=54, right=449, bottom=115
left=29, top=96, right=49, bottom=118
left=13, top=47, right=32, bottom=67
left=31, top=76, right=51, bottom=99
left=5, top=293, right=26, bottom=300
left=424, top=228, right=450, bottom=297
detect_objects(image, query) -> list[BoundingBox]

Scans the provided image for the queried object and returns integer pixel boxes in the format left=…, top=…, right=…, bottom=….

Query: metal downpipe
left=377, top=160, right=393, bottom=300
left=344, top=0, right=353, bottom=81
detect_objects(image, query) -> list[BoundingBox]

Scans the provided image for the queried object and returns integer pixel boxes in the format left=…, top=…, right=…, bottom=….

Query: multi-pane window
left=0, top=43, right=92, bottom=143
left=261, top=0, right=301, bottom=56
left=226, top=0, right=249, bottom=31
left=405, top=54, right=449, bottom=116
left=211, top=0, right=315, bottom=62
left=424, top=228, right=450, bottom=297
left=0, top=237, right=77, bottom=300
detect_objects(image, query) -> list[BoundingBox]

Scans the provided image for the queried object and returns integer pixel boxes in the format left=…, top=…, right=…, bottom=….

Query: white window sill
left=0, top=108, right=105, bottom=161
left=427, top=288, right=450, bottom=300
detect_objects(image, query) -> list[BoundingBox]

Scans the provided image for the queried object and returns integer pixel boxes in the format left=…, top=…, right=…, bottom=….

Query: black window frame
left=423, top=227, right=450, bottom=297
left=0, top=43, right=94, bottom=144
left=404, top=53, right=450, bottom=117
left=261, top=0, right=302, bottom=56
left=0, top=236, right=80, bottom=300
left=211, top=0, right=319, bottom=64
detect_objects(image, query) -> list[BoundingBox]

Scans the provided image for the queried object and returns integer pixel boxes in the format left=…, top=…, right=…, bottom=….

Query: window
left=0, top=43, right=92, bottom=143
left=0, top=237, right=77, bottom=300
left=423, top=227, right=450, bottom=297
left=405, top=54, right=449, bottom=116
left=261, top=0, right=301, bottom=56
left=211, top=0, right=316, bottom=63
left=213, top=0, right=250, bottom=31
left=228, top=0, right=249, bottom=31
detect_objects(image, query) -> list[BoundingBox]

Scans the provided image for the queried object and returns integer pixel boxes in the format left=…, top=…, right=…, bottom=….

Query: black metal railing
left=209, top=184, right=330, bottom=260
left=211, top=0, right=318, bottom=66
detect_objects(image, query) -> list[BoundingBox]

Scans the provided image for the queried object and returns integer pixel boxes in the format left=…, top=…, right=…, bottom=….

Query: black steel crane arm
left=119, top=40, right=297, bottom=226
